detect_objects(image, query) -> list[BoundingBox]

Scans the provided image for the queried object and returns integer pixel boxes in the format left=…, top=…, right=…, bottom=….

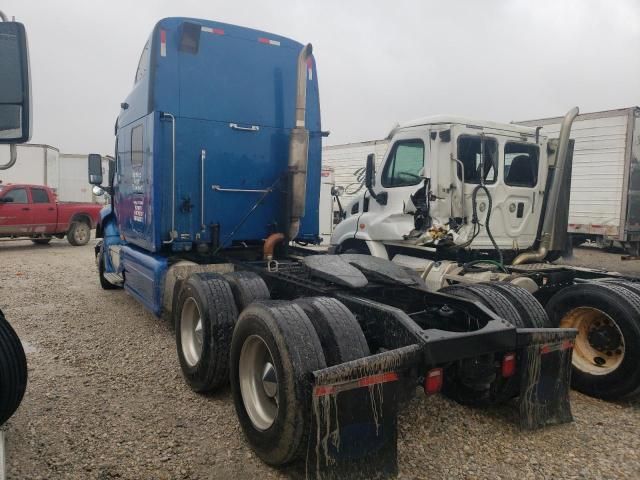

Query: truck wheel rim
left=239, top=334, right=278, bottom=431
left=560, top=307, right=625, bottom=375
left=75, top=225, right=89, bottom=243
left=180, top=297, right=203, bottom=367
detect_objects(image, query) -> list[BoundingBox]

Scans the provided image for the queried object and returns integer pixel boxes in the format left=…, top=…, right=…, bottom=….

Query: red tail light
left=423, top=368, right=443, bottom=395
left=501, top=352, right=517, bottom=378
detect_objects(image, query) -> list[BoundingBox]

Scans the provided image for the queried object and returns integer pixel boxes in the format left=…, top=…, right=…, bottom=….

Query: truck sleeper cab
left=90, top=18, right=578, bottom=477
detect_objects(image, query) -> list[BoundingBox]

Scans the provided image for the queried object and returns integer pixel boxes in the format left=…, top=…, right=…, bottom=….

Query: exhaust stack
left=513, top=106, right=579, bottom=265
left=287, top=43, right=313, bottom=240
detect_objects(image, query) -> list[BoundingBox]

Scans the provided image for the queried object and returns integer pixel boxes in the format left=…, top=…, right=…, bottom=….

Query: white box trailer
left=0, top=145, right=108, bottom=204
left=0, top=143, right=59, bottom=186
left=58, top=153, right=109, bottom=203
left=517, top=107, right=640, bottom=254
left=322, top=139, right=389, bottom=202
left=322, top=107, right=640, bottom=255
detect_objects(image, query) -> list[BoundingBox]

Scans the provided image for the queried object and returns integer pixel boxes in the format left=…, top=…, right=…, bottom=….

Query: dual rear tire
left=174, top=271, right=369, bottom=466
left=546, top=281, right=640, bottom=399
left=439, top=282, right=549, bottom=406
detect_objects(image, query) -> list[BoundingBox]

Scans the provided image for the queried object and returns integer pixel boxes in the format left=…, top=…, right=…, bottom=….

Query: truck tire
left=230, top=301, right=326, bottom=466
left=67, top=221, right=91, bottom=246
left=546, top=283, right=640, bottom=399
left=295, top=297, right=370, bottom=365
left=0, top=310, right=28, bottom=425
left=175, top=273, right=238, bottom=393
left=223, top=271, right=270, bottom=313
left=97, top=243, right=120, bottom=290
left=440, top=284, right=525, bottom=406
left=599, top=279, right=640, bottom=297
left=441, top=284, right=526, bottom=327
left=483, top=282, right=550, bottom=328
left=31, top=238, right=51, bottom=245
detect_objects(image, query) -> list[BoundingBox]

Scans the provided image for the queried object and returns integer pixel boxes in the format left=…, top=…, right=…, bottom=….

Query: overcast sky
left=3, top=0, right=639, bottom=154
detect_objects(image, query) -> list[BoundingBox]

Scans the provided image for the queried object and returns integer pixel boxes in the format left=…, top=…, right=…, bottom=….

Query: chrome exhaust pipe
left=287, top=43, right=312, bottom=240
left=513, top=107, right=578, bottom=265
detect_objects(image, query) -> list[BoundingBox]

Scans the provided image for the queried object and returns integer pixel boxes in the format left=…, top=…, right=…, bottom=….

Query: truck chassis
left=98, top=241, right=577, bottom=477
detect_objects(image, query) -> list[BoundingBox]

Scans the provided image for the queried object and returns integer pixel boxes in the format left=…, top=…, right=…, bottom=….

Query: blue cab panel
left=120, top=245, right=168, bottom=316
left=114, top=18, right=322, bottom=254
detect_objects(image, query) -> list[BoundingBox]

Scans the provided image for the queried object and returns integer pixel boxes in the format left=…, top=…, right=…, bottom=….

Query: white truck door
left=359, top=129, right=429, bottom=241
left=499, top=140, right=541, bottom=248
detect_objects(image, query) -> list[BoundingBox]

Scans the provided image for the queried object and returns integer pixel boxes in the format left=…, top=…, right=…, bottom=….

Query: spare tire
left=546, top=282, right=640, bottom=399
left=0, top=310, right=28, bottom=425
left=294, top=297, right=370, bottom=365
left=230, top=301, right=326, bottom=466
left=223, top=271, right=270, bottom=312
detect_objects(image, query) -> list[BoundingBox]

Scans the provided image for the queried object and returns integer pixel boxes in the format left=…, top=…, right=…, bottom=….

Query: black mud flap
left=516, top=328, right=577, bottom=429
left=307, top=346, right=421, bottom=480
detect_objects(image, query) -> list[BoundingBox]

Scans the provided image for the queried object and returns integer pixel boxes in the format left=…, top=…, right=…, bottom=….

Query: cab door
left=0, top=186, right=32, bottom=235
left=360, top=129, right=429, bottom=241
left=499, top=141, right=541, bottom=247
left=29, top=187, right=57, bottom=235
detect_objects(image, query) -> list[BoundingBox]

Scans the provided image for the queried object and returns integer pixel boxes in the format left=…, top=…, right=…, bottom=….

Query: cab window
left=504, top=143, right=539, bottom=187
left=31, top=188, right=50, bottom=203
left=131, top=125, right=143, bottom=167
left=457, top=136, right=498, bottom=184
left=134, top=38, right=151, bottom=84
left=381, top=139, right=425, bottom=188
left=4, top=188, right=28, bottom=203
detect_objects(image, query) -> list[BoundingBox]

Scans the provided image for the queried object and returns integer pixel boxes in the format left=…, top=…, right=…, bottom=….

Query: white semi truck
left=324, top=106, right=640, bottom=255
left=330, top=108, right=640, bottom=400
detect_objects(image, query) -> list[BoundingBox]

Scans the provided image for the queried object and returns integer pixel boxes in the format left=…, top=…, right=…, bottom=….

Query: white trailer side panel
left=322, top=140, right=389, bottom=201
left=0, top=144, right=54, bottom=186
left=518, top=109, right=637, bottom=241
left=540, top=115, right=626, bottom=237
left=57, top=154, right=94, bottom=203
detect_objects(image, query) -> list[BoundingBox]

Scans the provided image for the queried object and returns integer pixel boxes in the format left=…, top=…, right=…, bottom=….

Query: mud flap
left=516, top=328, right=577, bottom=429
left=307, top=346, right=421, bottom=480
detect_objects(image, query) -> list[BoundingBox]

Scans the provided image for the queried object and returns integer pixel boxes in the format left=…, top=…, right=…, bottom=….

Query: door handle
left=229, top=123, right=260, bottom=132
left=22, top=207, right=30, bottom=211
left=48, top=207, right=55, bottom=211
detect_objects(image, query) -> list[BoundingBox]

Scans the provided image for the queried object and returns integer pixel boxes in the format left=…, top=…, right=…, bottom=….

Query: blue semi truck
left=88, top=17, right=578, bottom=477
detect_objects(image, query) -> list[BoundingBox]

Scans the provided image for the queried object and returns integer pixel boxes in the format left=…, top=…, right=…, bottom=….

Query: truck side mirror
left=365, top=153, right=387, bottom=205
left=88, top=153, right=103, bottom=185
left=0, top=20, right=31, bottom=144
left=365, top=153, right=375, bottom=191
left=0, top=197, right=14, bottom=203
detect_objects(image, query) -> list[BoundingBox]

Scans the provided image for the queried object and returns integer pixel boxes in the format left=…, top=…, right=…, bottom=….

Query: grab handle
left=229, top=123, right=259, bottom=132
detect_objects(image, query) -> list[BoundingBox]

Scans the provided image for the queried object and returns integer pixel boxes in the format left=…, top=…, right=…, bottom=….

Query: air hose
left=471, top=184, right=504, bottom=266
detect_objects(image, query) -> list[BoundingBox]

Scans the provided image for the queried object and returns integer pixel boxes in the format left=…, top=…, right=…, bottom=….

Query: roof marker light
left=258, top=37, right=281, bottom=46
left=160, top=29, right=167, bottom=57
left=201, top=26, right=224, bottom=35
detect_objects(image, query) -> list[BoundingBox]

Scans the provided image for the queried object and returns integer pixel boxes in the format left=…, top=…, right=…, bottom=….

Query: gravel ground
left=558, top=244, right=640, bottom=276
left=1, top=239, right=639, bottom=479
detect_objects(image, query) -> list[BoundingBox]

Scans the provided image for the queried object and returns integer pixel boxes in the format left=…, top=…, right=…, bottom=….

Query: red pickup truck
left=0, top=184, right=102, bottom=246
